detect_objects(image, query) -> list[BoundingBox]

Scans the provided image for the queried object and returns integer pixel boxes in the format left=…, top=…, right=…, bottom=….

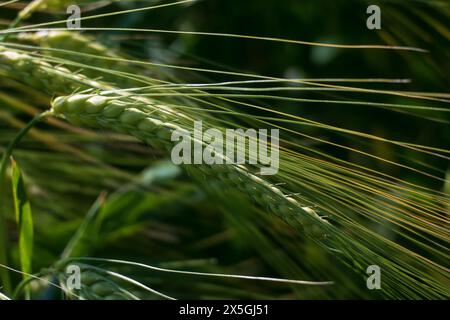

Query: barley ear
left=50, top=94, right=331, bottom=242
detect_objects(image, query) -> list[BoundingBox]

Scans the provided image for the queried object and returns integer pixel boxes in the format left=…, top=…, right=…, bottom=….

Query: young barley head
left=51, top=93, right=331, bottom=241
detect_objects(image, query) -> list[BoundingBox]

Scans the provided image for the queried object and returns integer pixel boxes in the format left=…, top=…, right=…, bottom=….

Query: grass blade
left=0, top=112, right=49, bottom=295
left=11, top=158, right=33, bottom=299
left=0, top=160, right=11, bottom=294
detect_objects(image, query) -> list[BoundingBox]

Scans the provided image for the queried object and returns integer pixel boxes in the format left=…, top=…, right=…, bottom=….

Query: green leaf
left=0, top=155, right=11, bottom=294
left=11, top=158, right=33, bottom=299
left=0, top=113, right=47, bottom=295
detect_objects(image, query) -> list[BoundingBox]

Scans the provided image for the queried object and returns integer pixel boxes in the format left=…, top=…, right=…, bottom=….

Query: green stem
left=0, top=0, right=46, bottom=42
left=0, top=9, right=21, bottom=42
left=0, top=111, right=51, bottom=294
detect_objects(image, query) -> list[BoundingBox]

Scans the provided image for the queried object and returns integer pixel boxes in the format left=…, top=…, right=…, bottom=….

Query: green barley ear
left=50, top=93, right=330, bottom=239
left=0, top=47, right=107, bottom=94
left=16, top=31, right=146, bottom=87
left=18, top=31, right=122, bottom=66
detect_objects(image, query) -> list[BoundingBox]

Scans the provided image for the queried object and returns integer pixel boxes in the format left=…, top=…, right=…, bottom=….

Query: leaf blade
left=11, top=158, right=33, bottom=298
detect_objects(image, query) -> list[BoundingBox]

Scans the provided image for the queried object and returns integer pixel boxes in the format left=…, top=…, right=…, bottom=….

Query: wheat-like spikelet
left=18, top=31, right=121, bottom=67
left=16, top=31, right=145, bottom=87
left=50, top=93, right=330, bottom=240
left=0, top=46, right=107, bottom=94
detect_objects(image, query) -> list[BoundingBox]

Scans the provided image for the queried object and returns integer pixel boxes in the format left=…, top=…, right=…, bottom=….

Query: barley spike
left=50, top=93, right=331, bottom=240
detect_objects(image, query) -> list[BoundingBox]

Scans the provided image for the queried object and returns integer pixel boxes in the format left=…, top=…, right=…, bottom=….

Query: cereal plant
left=0, top=0, right=448, bottom=300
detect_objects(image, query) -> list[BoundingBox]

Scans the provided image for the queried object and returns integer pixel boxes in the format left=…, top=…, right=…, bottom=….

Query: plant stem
left=0, top=111, right=51, bottom=294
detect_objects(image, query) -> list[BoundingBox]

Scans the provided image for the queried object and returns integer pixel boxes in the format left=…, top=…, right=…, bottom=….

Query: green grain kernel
left=52, top=96, right=68, bottom=113
left=103, top=101, right=127, bottom=118
left=119, top=108, right=147, bottom=125
left=156, top=123, right=179, bottom=140
left=137, top=118, right=161, bottom=132
left=66, top=95, right=91, bottom=113
left=65, top=115, right=86, bottom=127
left=85, top=96, right=109, bottom=114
